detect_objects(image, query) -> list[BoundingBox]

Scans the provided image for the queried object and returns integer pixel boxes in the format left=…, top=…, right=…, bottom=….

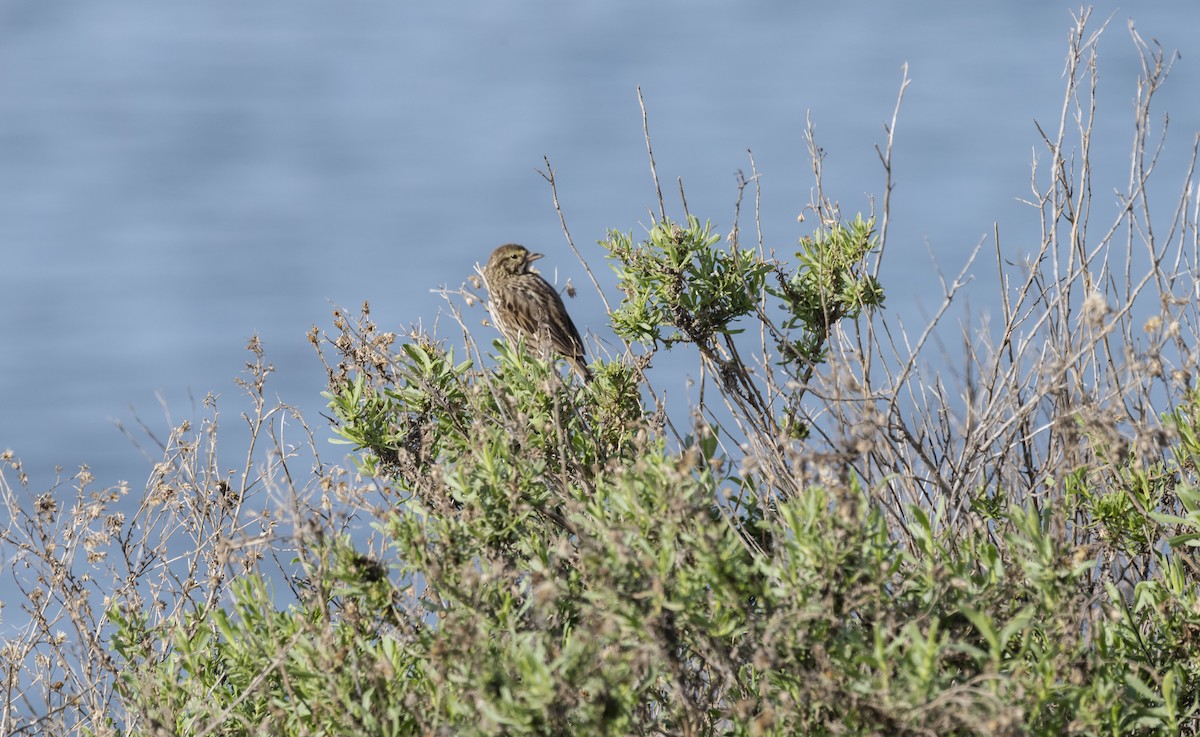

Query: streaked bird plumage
left=482, top=244, right=592, bottom=382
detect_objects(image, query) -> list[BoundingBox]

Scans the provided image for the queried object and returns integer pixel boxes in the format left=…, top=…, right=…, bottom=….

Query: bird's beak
left=526, top=252, right=545, bottom=264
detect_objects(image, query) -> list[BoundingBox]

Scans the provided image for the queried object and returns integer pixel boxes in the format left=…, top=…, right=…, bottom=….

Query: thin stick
left=539, top=156, right=612, bottom=316
left=874, top=62, right=910, bottom=274
left=638, top=86, right=666, bottom=222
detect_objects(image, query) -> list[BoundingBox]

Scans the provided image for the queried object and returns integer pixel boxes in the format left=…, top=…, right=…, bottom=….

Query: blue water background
left=1, top=0, right=1199, bottom=632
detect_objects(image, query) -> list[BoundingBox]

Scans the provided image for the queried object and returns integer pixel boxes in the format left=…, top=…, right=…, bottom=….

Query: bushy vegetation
left=4, top=10, right=1200, bottom=736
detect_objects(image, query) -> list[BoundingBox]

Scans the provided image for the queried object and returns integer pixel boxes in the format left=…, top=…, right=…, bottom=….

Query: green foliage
left=111, top=551, right=424, bottom=736
left=770, top=213, right=885, bottom=366
left=109, top=217, right=1200, bottom=734
left=602, top=213, right=884, bottom=374
left=604, top=215, right=774, bottom=347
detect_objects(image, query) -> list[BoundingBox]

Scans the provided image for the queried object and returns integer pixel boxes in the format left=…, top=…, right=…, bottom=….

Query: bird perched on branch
left=482, top=243, right=592, bottom=383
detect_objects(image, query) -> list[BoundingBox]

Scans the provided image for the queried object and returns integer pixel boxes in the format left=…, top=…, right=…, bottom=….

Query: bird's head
left=486, top=243, right=543, bottom=277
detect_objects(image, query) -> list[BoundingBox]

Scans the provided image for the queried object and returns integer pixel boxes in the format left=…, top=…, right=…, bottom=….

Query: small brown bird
left=482, top=243, right=592, bottom=382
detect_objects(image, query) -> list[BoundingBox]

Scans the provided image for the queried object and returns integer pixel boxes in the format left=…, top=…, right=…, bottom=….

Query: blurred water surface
left=1, top=1, right=1198, bottom=495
